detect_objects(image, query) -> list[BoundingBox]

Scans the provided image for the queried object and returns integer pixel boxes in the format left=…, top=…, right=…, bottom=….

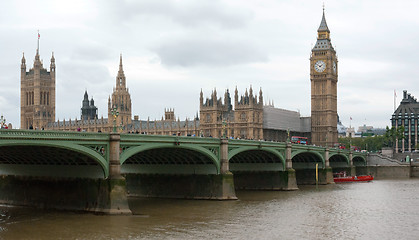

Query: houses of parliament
left=19, top=10, right=338, bottom=146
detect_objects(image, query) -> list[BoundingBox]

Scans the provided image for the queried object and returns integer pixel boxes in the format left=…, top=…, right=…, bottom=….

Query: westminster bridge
left=0, top=129, right=366, bottom=214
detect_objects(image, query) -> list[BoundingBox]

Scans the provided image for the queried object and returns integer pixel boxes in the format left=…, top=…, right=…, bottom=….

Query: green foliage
left=338, top=126, right=405, bottom=152
left=338, top=135, right=386, bottom=152
left=384, top=126, right=405, bottom=147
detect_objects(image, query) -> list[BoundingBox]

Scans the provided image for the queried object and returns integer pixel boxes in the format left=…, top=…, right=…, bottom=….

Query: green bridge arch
left=120, top=143, right=221, bottom=174
left=291, top=150, right=325, bottom=165
left=228, top=147, right=286, bottom=170
left=0, top=141, right=109, bottom=178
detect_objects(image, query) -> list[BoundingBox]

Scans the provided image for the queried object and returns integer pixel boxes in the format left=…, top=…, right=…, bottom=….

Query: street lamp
left=111, top=107, right=119, bottom=133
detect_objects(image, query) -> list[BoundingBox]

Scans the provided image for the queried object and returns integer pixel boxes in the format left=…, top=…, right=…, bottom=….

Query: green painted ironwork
left=0, top=130, right=367, bottom=178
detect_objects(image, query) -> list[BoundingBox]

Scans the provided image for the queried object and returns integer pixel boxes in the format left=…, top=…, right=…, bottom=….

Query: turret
left=116, top=54, right=126, bottom=88
left=200, top=89, right=204, bottom=106
left=213, top=88, right=217, bottom=107
left=234, top=86, right=238, bottom=106
left=259, top=88, right=263, bottom=105
left=50, top=52, right=55, bottom=72
left=21, top=53, right=26, bottom=72
left=82, top=91, right=89, bottom=108
left=249, top=86, right=253, bottom=106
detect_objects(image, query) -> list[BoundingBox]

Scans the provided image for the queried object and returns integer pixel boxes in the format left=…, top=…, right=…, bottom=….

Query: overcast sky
left=1, top=0, right=419, bottom=130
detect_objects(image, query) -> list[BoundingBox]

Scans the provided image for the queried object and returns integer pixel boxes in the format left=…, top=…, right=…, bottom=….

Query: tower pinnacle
left=116, top=54, right=126, bottom=88
left=318, top=7, right=330, bottom=33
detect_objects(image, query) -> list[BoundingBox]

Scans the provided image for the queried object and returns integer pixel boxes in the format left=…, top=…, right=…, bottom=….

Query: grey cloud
left=153, top=38, right=268, bottom=67
left=103, top=0, right=252, bottom=29
left=58, top=61, right=112, bottom=89
left=71, top=44, right=114, bottom=62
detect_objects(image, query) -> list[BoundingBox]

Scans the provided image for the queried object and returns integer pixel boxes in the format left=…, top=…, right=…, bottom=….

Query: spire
left=116, top=54, right=126, bottom=88
left=21, top=53, right=26, bottom=70
left=313, top=7, right=333, bottom=50
left=318, top=7, right=329, bottom=33
left=50, top=52, right=55, bottom=71
left=200, top=88, right=204, bottom=105
left=119, top=53, right=123, bottom=71
left=234, top=86, right=238, bottom=105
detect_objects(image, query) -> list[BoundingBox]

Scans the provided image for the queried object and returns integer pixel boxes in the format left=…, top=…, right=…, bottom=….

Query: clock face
left=333, top=61, right=337, bottom=73
left=314, top=60, right=326, bottom=72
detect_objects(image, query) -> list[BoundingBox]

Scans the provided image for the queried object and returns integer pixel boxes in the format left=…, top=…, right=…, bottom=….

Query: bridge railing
left=0, top=129, right=109, bottom=141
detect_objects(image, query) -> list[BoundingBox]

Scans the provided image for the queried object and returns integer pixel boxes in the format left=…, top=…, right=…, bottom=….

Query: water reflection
left=0, top=179, right=418, bottom=239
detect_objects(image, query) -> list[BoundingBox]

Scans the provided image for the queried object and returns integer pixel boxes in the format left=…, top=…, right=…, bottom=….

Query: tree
left=384, top=126, right=405, bottom=147
left=338, top=135, right=386, bottom=152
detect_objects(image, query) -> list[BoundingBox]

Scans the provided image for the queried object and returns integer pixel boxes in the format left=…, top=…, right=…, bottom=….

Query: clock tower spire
left=310, top=8, right=338, bottom=147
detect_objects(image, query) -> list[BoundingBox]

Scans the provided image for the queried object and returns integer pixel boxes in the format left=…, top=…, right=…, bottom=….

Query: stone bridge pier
left=98, top=133, right=132, bottom=214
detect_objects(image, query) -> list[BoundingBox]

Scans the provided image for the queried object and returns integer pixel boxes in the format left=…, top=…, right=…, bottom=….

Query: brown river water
left=0, top=179, right=418, bottom=240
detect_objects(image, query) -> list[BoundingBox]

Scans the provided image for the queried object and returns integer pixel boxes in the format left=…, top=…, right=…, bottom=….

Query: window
left=240, top=113, right=246, bottom=121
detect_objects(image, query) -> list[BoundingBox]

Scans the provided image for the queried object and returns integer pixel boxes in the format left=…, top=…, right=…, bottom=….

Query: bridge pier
left=95, top=133, right=131, bottom=215
left=219, top=139, right=238, bottom=199
left=284, top=142, right=298, bottom=190
left=349, top=152, right=356, bottom=176
left=324, top=148, right=334, bottom=184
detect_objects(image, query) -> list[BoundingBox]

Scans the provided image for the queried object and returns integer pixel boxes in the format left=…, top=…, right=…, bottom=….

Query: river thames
left=0, top=179, right=418, bottom=239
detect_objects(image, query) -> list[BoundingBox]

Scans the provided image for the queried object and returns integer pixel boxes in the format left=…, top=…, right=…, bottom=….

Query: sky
left=1, top=0, right=419, bottom=130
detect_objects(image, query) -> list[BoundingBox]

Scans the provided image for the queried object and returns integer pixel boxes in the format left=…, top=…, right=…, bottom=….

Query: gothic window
left=206, top=114, right=211, bottom=123
left=240, top=129, right=246, bottom=138
left=240, top=113, right=246, bottom=121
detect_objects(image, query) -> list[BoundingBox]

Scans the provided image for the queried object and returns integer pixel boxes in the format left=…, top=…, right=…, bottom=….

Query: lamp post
left=111, top=108, right=119, bottom=133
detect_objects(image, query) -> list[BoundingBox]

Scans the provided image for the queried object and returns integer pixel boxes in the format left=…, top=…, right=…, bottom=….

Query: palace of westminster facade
left=19, top=10, right=338, bottom=146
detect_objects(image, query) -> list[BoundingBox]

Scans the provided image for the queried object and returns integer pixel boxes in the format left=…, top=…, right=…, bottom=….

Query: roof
left=318, top=10, right=330, bottom=32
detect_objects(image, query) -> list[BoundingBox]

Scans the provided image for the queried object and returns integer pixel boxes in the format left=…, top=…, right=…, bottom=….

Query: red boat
left=333, top=172, right=374, bottom=183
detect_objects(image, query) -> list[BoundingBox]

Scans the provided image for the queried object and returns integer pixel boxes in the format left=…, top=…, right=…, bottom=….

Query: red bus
left=291, top=136, right=308, bottom=145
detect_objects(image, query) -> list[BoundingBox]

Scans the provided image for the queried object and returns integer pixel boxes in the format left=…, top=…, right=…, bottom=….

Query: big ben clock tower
left=310, top=8, right=338, bottom=147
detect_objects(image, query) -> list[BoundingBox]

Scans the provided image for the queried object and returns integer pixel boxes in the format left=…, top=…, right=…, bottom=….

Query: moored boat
left=333, top=172, right=374, bottom=183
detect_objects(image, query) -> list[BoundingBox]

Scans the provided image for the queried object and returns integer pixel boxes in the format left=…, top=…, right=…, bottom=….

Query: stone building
left=20, top=47, right=55, bottom=130
left=108, top=55, right=132, bottom=128
left=391, top=90, right=419, bottom=152
left=310, top=9, right=338, bottom=147
left=81, top=91, right=98, bottom=120
left=129, top=110, right=200, bottom=136
left=199, top=87, right=263, bottom=139
left=46, top=56, right=132, bottom=132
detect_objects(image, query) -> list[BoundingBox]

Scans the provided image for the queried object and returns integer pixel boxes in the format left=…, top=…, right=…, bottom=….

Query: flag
left=394, top=90, right=397, bottom=98
left=38, top=33, right=40, bottom=39
left=350, top=117, right=352, bottom=120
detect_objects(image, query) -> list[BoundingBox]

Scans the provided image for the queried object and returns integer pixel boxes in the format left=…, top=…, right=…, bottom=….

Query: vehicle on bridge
left=291, top=136, right=308, bottom=145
